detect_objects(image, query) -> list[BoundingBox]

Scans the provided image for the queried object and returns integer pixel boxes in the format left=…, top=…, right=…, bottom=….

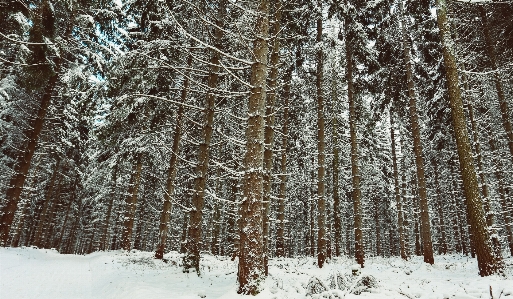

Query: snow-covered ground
left=1, top=247, right=512, bottom=299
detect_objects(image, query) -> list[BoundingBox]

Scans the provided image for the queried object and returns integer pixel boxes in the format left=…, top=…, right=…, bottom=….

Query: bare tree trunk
left=275, top=70, right=290, bottom=258
left=436, top=0, right=502, bottom=276
left=479, top=5, right=513, bottom=163
left=0, top=64, right=60, bottom=245
left=399, top=0, right=434, bottom=264
left=433, top=161, right=447, bottom=255
left=316, top=1, right=327, bottom=269
left=345, top=19, right=364, bottom=267
left=331, top=68, right=342, bottom=257
left=33, top=159, right=60, bottom=248
left=184, top=0, right=226, bottom=273
left=237, top=0, right=269, bottom=293
left=121, top=153, right=143, bottom=251
left=155, top=55, right=191, bottom=259
left=100, top=165, right=117, bottom=251
left=390, top=106, right=407, bottom=260
left=262, top=0, right=282, bottom=274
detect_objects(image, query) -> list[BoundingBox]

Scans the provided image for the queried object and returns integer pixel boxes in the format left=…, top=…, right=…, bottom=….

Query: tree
left=435, top=0, right=503, bottom=276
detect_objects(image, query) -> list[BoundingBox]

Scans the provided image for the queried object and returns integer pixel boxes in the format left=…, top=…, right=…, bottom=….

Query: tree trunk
left=399, top=0, right=434, bottom=264
left=436, top=0, right=502, bottom=276
left=275, top=70, right=290, bottom=258
left=316, top=2, right=327, bottom=269
left=479, top=5, right=513, bottom=163
left=331, top=68, right=342, bottom=257
left=33, top=159, right=60, bottom=248
left=100, top=165, right=117, bottom=251
left=237, top=0, right=269, bottom=293
left=0, top=63, right=60, bottom=245
left=184, top=0, right=226, bottom=273
left=155, top=55, right=191, bottom=259
left=121, top=153, right=143, bottom=251
left=262, top=0, right=282, bottom=274
left=433, top=161, right=447, bottom=255
left=346, top=19, right=364, bottom=267
left=390, top=106, right=407, bottom=260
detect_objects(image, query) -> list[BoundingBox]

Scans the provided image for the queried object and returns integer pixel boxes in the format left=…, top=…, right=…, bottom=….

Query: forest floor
left=0, top=247, right=512, bottom=299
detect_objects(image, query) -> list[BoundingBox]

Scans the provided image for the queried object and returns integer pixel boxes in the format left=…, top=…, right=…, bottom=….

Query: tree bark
left=479, top=5, right=513, bottom=164
left=33, top=159, right=60, bottom=248
left=331, top=67, right=342, bottom=258
left=121, top=153, right=143, bottom=251
left=184, top=0, right=226, bottom=273
left=436, top=0, right=502, bottom=275
left=390, top=107, right=407, bottom=260
left=275, top=70, right=290, bottom=258
left=345, top=17, right=364, bottom=267
left=155, top=55, right=191, bottom=259
left=399, top=0, right=434, bottom=264
left=262, top=0, right=282, bottom=273
left=316, top=1, right=327, bottom=269
left=433, top=160, right=447, bottom=255
left=0, top=63, right=60, bottom=245
left=100, top=164, right=117, bottom=251
left=238, top=0, right=269, bottom=293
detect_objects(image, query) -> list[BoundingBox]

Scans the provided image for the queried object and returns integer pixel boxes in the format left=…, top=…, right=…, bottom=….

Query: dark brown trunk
left=331, top=68, right=342, bottom=257
left=155, top=55, right=191, bottom=259
left=0, top=63, right=60, bottom=245
left=262, top=0, right=282, bottom=273
left=185, top=0, right=226, bottom=273
left=480, top=6, right=513, bottom=163
left=390, top=107, right=407, bottom=260
left=237, top=0, right=269, bottom=293
left=399, top=0, right=434, bottom=264
left=121, top=154, right=143, bottom=251
left=33, top=159, right=60, bottom=248
left=436, top=0, right=502, bottom=275
left=433, top=161, right=447, bottom=255
left=345, top=16, right=364, bottom=268
left=316, top=3, right=327, bottom=269
left=100, top=165, right=117, bottom=251
left=275, top=71, right=290, bottom=258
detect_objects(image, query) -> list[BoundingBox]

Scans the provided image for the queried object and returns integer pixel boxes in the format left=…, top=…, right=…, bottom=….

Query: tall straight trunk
left=449, top=161, right=469, bottom=255
left=262, top=0, right=282, bottom=273
left=121, top=153, right=143, bottom=251
left=479, top=6, right=513, bottom=163
left=433, top=161, right=447, bottom=255
left=467, top=102, right=500, bottom=253
left=33, top=159, right=60, bottom=248
left=436, top=0, right=502, bottom=276
left=310, top=158, right=316, bottom=257
left=390, top=107, right=407, bottom=260
left=155, top=55, right=191, bottom=259
left=42, top=173, right=63, bottom=248
left=57, top=186, right=75, bottom=251
left=345, top=18, right=364, bottom=267
left=374, top=195, right=381, bottom=256
left=100, top=165, right=117, bottom=251
left=0, top=63, right=60, bottom=245
left=238, top=0, right=269, bottom=293
left=185, top=0, right=226, bottom=273
left=331, top=70, right=342, bottom=257
left=315, top=2, right=327, bottom=269
left=180, top=212, right=188, bottom=254
left=489, top=137, right=513, bottom=256
left=399, top=139, right=410, bottom=257
left=211, top=166, right=222, bottom=256
left=11, top=160, right=42, bottom=248
left=275, top=70, right=290, bottom=258
left=399, top=0, right=434, bottom=264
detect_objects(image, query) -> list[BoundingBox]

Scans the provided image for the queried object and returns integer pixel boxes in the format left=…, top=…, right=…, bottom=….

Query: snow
left=1, top=247, right=512, bottom=299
